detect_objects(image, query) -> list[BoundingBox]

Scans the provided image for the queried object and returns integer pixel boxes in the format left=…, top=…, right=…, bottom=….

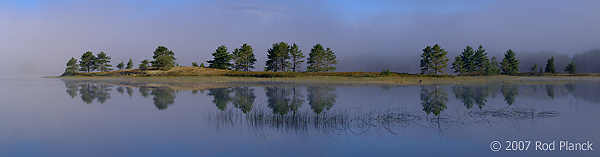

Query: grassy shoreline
left=55, top=67, right=600, bottom=88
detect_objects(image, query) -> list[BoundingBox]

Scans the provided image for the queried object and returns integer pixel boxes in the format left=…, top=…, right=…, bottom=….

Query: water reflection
left=232, top=87, right=255, bottom=113
left=307, top=87, right=337, bottom=114
left=65, top=81, right=78, bottom=98
left=265, top=87, right=294, bottom=115
left=139, top=86, right=150, bottom=98
left=61, top=79, right=600, bottom=113
left=546, top=84, right=555, bottom=99
left=208, top=106, right=561, bottom=137
left=501, top=84, right=519, bottom=105
left=207, top=88, right=232, bottom=111
left=79, top=83, right=112, bottom=104
left=451, top=83, right=501, bottom=109
left=151, top=87, right=176, bottom=110
left=452, top=85, right=486, bottom=109
left=420, top=86, right=448, bottom=116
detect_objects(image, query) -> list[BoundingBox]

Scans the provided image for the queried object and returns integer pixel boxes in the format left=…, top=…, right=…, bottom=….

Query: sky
left=1, top=0, right=599, bottom=76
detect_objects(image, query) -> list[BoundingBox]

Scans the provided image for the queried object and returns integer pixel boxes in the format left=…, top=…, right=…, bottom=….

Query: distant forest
left=341, top=49, right=600, bottom=74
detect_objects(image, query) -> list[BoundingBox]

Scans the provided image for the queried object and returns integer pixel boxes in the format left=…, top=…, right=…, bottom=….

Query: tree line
left=207, top=42, right=338, bottom=72
left=420, top=44, right=577, bottom=75
left=63, top=43, right=579, bottom=76
left=63, top=42, right=338, bottom=76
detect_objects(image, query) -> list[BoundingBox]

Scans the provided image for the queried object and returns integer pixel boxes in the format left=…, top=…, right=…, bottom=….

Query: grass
left=208, top=106, right=561, bottom=135
left=58, top=67, right=600, bottom=87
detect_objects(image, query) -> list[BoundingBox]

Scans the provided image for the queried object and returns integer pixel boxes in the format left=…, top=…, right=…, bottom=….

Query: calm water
left=1, top=77, right=599, bottom=157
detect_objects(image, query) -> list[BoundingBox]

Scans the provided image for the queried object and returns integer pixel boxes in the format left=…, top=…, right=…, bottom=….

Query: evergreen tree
left=501, top=49, right=520, bottom=75
left=116, top=61, right=124, bottom=70
left=265, top=42, right=290, bottom=72
left=420, top=44, right=449, bottom=74
left=79, top=51, right=96, bottom=73
left=63, top=57, right=79, bottom=76
left=472, top=45, right=489, bottom=72
left=545, top=57, right=556, bottom=73
left=307, top=44, right=326, bottom=72
left=451, top=55, right=464, bottom=74
left=565, top=62, right=576, bottom=74
left=207, top=45, right=233, bottom=70
left=485, top=56, right=501, bottom=75
left=200, top=63, right=205, bottom=67
left=139, top=59, right=150, bottom=71
left=452, top=46, right=474, bottom=74
left=528, top=63, right=538, bottom=73
left=151, top=46, right=176, bottom=70
left=96, top=51, right=112, bottom=72
left=324, top=47, right=338, bottom=72
left=126, top=59, right=134, bottom=69
left=307, top=44, right=338, bottom=72
left=289, top=43, right=305, bottom=72
left=231, top=43, right=256, bottom=71
left=420, top=46, right=433, bottom=74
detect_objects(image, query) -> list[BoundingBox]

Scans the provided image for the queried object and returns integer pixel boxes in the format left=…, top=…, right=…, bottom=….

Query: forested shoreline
left=62, top=42, right=595, bottom=77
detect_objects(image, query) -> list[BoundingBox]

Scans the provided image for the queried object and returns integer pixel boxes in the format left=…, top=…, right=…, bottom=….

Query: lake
left=1, top=77, right=598, bottom=157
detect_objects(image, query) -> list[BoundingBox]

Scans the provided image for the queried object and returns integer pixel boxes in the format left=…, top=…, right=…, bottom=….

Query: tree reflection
left=290, top=87, right=305, bottom=113
left=150, top=87, right=176, bottom=110
left=78, top=83, right=112, bottom=104
left=452, top=85, right=496, bottom=109
left=139, top=86, right=150, bottom=98
left=232, top=87, right=256, bottom=113
left=501, top=84, right=519, bottom=105
left=565, top=83, right=575, bottom=93
left=264, top=87, right=305, bottom=115
left=126, top=87, right=133, bottom=97
left=207, top=88, right=232, bottom=111
left=265, top=87, right=292, bottom=115
left=117, top=86, right=124, bottom=94
left=307, top=86, right=336, bottom=114
left=65, top=81, right=79, bottom=98
left=546, top=84, right=555, bottom=99
left=420, top=86, right=448, bottom=116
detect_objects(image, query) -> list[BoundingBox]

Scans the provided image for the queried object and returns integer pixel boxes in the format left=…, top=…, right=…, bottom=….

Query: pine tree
left=96, top=51, right=112, bottom=72
left=265, top=42, right=290, bottom=72
left=324, top=47, right=338, bottom=72
left=545, top=57, right=556, bottom=73
left=528, top=63, right=538, bottom=73
left=501, top=49, right=520, bottom=75
left=289, top=43, right=305, bottom=72
left=139, top=59, right=150, bottom=71
left=452, top=46, right=475, bottom=74
left=126, top=59, right=134, bottom=69
left=116, top=61, right=124, bottom=70
left=151, top=46, right=176, bottom=70
left=207, top=45, right=233, bottom=69
left=565, top=62, right=576, bottom=74
left=63, top=57, right=79, bottom=76
left=200, top=63, right=205, bottom=67
left=420, top=44, right=449, bottom=74
left=420, top=46, right=433, bottom=74
left=485, top=56, right=501, bottom=75
left=231, top=43, right=256, bottom=71
left=451, top=55, right=464, bottom=74
left=79, top=51, right=96, bottom=73
left=472, top=45, right=489, bottom=72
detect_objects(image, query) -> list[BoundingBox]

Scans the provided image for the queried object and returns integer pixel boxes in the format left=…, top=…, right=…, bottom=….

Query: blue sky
left=1, top=0, right=599, bottom=76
